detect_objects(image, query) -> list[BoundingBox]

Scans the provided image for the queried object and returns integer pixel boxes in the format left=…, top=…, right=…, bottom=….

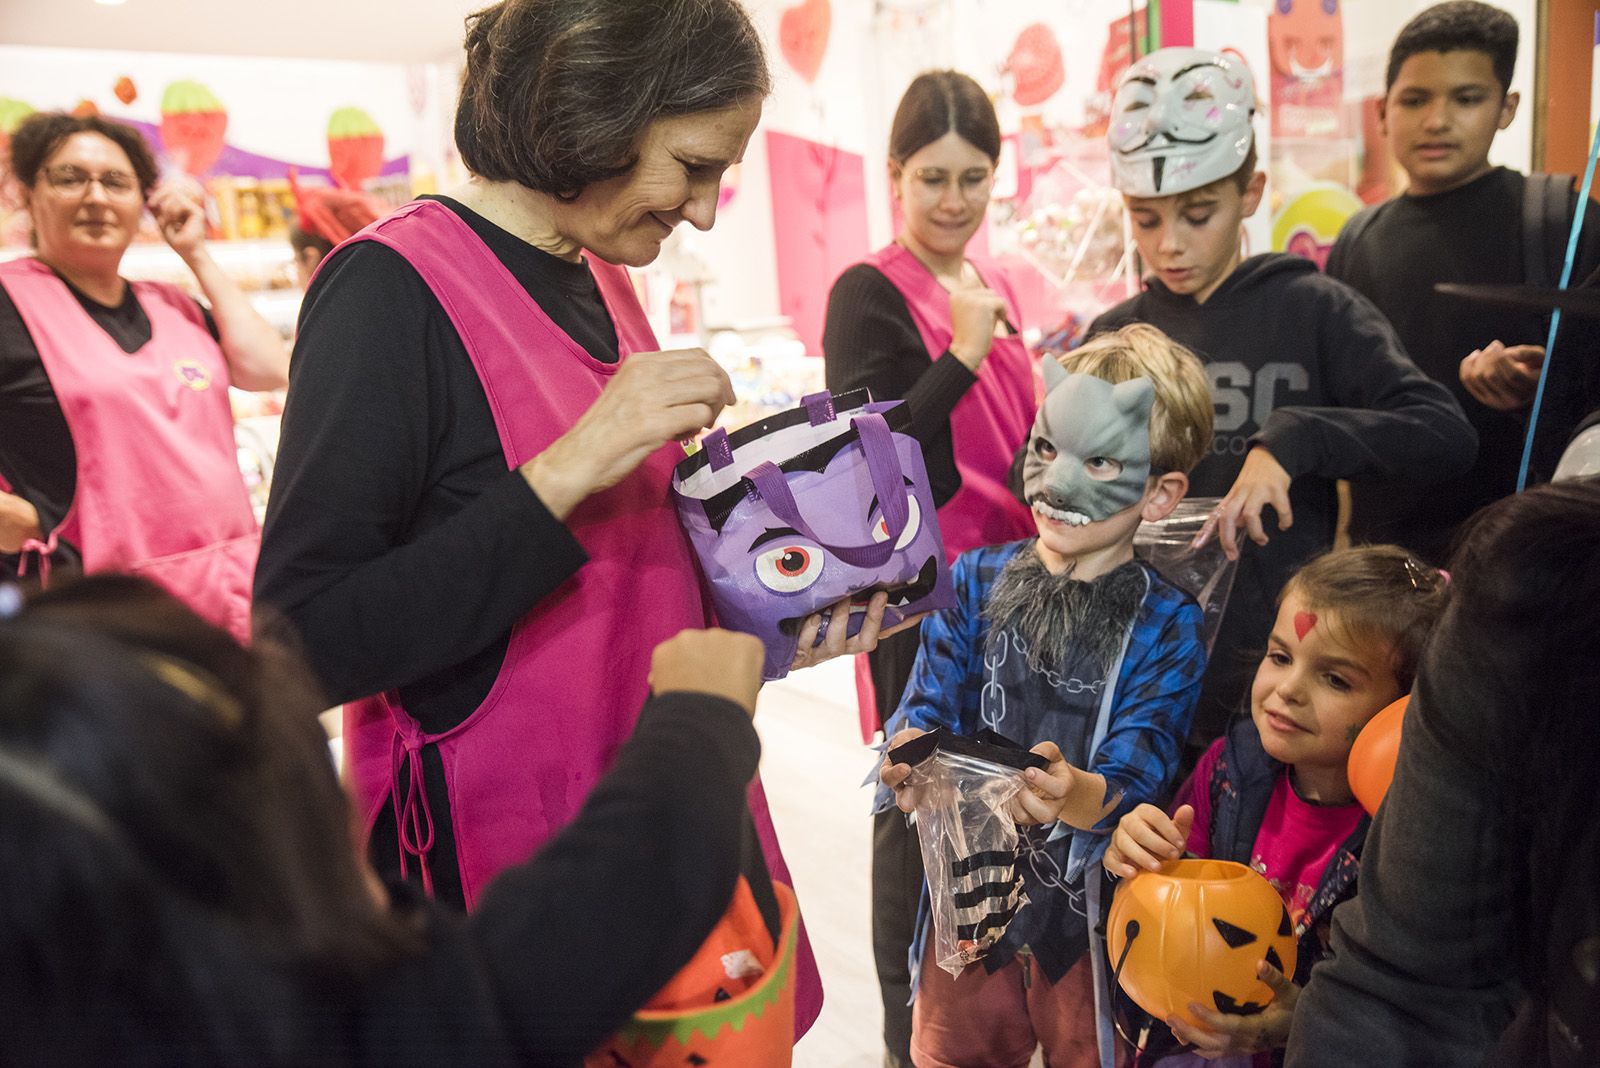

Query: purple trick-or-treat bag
left=672, top=390, right=957, bottom=680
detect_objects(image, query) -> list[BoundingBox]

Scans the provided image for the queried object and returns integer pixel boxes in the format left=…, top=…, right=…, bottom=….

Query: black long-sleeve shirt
left=821, top=262, right=981, bottom=509
left=1090, top=253, right=1476, bottom=746
left=254, top=195, right=610, bottom=723
left=253, top=196, right=623, bottom=904
left=27, top=691, right=759, bottom=1068
left=1325, top=167, right=1600, bottom=562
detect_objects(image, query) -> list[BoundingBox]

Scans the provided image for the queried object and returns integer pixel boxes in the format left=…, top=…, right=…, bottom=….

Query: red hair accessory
left=288, top=167, right=385, bottom=245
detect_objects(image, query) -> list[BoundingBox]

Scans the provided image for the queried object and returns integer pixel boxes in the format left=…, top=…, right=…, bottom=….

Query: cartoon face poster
left=1268, top=0, right=1346, bottom=139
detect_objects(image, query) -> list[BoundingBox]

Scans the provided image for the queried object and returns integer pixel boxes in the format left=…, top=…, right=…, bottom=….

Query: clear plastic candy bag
left=889, top=729, right=1048, bottom=976
left=1133, top=495, right=1238, bottom=655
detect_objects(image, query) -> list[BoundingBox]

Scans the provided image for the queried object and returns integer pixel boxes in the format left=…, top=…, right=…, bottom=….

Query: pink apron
left=853, top=244, right=1041, bottom=738
left=0, top=258, right=257, bottom=642
left=335, top=200, right=822, bottom=1034
left=864, top=242, right=1039, bottom=558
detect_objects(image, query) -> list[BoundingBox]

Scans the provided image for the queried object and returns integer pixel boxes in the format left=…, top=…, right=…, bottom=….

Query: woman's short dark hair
left=455, top=0, right=770, bottom=198
left=1386, top=0, right=1518, bottom=94
left=0, top=576, right=419, bottom=1059
left=9, top=111, right=161, bottom=197
left=888, top=70, right=1001, bottom=165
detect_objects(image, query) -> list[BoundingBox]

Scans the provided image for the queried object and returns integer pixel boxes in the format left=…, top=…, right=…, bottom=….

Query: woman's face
left=561, top=97, right=762, bottom=268
left=891, top=131, right=995, bottom=260
left=25, top=132, right=145, bottom=266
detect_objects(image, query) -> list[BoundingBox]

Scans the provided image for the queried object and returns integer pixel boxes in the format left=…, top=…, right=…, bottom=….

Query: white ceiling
left=0, top=0, right=480, bottom=63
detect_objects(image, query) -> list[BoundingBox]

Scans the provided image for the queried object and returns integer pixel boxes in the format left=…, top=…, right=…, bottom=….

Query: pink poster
left=765, top=129, right=869, bottom=355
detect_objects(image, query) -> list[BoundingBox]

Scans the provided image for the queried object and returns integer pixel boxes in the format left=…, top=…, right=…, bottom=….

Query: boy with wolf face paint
left=878, top=324, right=1213, bottom=1068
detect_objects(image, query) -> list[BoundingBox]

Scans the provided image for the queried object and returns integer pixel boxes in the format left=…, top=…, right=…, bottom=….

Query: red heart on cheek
left=779, top=0, right=831, bottom=84
left=1293, top=611, right=1317, bottom=641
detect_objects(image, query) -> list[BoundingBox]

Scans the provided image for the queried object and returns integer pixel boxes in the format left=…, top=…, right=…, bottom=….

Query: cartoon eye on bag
left=754, top=545, right=825, bottom=593
left=870, top=495, right=921, bottom=550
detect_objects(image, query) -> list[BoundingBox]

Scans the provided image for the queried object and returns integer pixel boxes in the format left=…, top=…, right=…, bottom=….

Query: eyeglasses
left=908, top=166, right=995, bottom=203
left=40, top=165, right=142, bottom=201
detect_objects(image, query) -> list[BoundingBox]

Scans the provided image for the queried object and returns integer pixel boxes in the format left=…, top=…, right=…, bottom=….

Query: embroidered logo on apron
left=172, top=359, right=213, bottom=391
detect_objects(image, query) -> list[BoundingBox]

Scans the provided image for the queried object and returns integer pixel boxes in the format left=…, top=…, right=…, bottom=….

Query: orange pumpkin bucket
left=587, top=878, right=798, bottom=1068
left=1347, top=694, right=1408, bottom=816
left=1106, top=859, right=1297, bottom=1031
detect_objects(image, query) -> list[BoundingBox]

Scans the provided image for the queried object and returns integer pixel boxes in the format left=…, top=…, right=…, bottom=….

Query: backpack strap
left=1524, top=173, right=1577, bottom=290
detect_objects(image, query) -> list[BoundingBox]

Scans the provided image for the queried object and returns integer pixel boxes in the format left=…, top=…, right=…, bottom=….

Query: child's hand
left=1460, top=339, right=1544, bottom=411
left=880, top=727, right=927, bottom=813
left=1006, top=741, right=1075, bottom=825
left=1193, top=446, right=1292, bottom=560
left=649, top=628, right=765, bottom=716
left=1105, top=803, right=1194, bottom=878
left=1167, top=960, right=1300, bottom=1057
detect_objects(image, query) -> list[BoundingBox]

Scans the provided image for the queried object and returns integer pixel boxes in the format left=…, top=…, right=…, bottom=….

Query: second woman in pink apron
left=0, top=112, right=289, bottom=643
left=821, top=70, right=1040, bottom=1068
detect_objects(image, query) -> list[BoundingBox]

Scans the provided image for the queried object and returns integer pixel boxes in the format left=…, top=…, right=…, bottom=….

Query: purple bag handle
left=745, top=412, right=909, bottom=569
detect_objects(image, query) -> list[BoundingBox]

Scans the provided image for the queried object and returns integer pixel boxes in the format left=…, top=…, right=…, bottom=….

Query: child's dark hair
left=1442, top=481, right=1600, bottom=999
left=1386, top=1, right=1518, bottom=94
left=0, top=575, right=420, bottom=1062
left=1281, top=545, right=1449, bottom=692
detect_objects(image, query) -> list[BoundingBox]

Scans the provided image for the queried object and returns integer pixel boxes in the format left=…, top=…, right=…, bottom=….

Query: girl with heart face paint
left=1106, top=545, right=1447, bottom=1063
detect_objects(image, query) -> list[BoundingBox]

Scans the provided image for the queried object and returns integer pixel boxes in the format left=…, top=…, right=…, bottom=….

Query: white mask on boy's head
left=1109, top=47, right=1256, bottom=198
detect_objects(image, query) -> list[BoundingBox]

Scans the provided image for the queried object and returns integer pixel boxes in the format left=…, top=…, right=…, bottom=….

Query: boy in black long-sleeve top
left=1325, top=1, right=1600, bottom=564
left=1092, top=47, right=1475, bottom=751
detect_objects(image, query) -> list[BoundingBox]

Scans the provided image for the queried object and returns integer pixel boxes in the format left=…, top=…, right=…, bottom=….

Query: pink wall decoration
left=766, top=129, right=868, bottom=356
left=1007, top=23, right=1065, bottom=107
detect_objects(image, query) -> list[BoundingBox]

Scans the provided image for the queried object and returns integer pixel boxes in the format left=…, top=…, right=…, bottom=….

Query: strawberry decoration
left=71, top=99, right=99, bottom=119
left=160, top=80, right=228, bottom=176
left=114, top=76, right=138, bottom=106
left=326, top=106, right=384, bottom=190
left=0, top=97, right=35, bottom=155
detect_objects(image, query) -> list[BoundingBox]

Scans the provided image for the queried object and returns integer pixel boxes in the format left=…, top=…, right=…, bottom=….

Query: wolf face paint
left=1022, top=363, right=1155, bottom=528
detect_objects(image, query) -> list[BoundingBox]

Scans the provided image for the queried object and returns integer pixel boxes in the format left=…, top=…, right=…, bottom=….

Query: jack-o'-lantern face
left=1106, top=859, right=1298, bottom=1029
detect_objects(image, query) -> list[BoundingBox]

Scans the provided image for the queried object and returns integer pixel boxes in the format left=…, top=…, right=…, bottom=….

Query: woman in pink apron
left=0, top=112, right=289, bottom=642
left=254, top=0, right=874, bottom=1040
left=821, top=70, right=1040, bottom=1068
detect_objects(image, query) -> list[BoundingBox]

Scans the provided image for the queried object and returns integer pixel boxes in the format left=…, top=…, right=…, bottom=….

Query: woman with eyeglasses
left=820, top=69, right=1039, bottom=1068
left=0, top=112, right=288, bottom=641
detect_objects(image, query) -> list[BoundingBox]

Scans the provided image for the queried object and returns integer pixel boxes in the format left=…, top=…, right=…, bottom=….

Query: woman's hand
left=0, top=489, right=42, bottom=554
left=1105, top=803, right=1194, bottom=878
left=521, top=348, right=735, bottom=519
left=147, top=178, right=209, bottom=262
left=948, top=283, right=1009, bottom=370
left=649, top=628, right=765, bottom=716
left=787, top=590, right=889, bottom=672
left=1192, top=446, right=1292, bottom=560
left=1006, top=741, right=1077, bottom=825
left=1168, top=961, right=1300, bottom=1058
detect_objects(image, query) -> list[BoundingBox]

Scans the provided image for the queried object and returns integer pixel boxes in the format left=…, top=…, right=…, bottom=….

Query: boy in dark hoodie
left=1324, top=1, right=1600, bottom=564
left=1092, top=47, right=1475, bottom=755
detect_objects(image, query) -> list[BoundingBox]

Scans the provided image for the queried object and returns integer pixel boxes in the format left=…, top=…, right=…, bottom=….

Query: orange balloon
left=1107, top=859, right=1297, bottom=1031
left=1347, top=694, right=1408, bottom=816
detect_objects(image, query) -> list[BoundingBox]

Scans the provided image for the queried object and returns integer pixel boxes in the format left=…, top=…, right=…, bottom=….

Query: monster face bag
left=672, top=390, right=957, bottom=679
